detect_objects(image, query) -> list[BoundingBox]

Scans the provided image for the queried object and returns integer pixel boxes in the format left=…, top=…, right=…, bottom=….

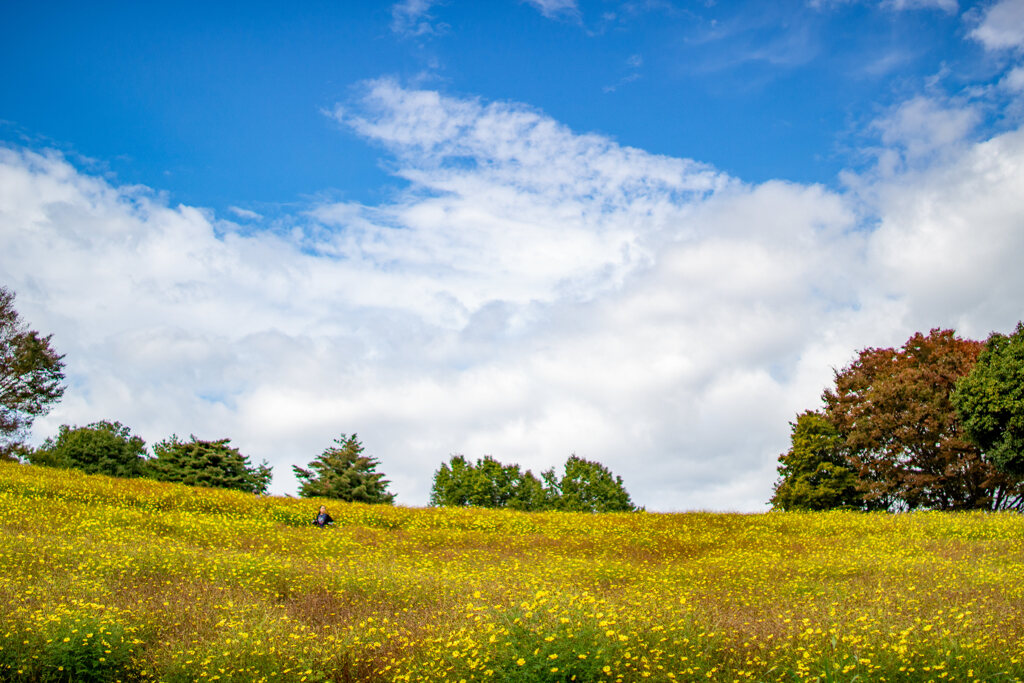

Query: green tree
left=1, top=286, right=65, bottom=456
left=429, top=455, right=556, bottom=510
left=953, top=322, right=1024, bottom=478
left=823, top=328, right=1023, bottom=511
left=429, top=455, right=478, bottom=507
left=509, top=468, right=554, bottom=512
left=770, top=411, right=864, bottom=511
left=148, top=435, right=272, bottom=494
left=551, top=454, right=636, bottom=513
left=29, top=420, right=147, bottom=477
left=293, top=433, right=395, bottom=504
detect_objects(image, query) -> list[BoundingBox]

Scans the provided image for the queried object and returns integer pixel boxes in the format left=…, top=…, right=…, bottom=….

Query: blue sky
left=2, top=0, right=1006, bottom=208
left=2, top=0, right=1024, bottom=509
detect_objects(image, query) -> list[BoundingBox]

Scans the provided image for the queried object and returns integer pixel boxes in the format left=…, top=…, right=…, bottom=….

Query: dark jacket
left=314, top=511, right=334, bottom=527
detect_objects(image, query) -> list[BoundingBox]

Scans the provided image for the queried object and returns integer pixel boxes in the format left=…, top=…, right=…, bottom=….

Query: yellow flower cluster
left=1, top=461, right=1022, bottom=682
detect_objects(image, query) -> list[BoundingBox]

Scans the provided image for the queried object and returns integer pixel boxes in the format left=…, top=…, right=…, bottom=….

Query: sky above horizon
left=2, top=0, right=1024, bottom=510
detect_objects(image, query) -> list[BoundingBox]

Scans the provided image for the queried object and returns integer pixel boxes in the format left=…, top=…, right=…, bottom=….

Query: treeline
left=772, top=325, right=1024, bottom=512
left=27, top=423, right=274, bottom=494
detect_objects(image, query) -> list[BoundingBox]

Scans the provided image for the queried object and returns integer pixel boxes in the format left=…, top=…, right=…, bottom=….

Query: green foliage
left=430, top=455, right=554, bottom=510
left=770, top=411, right=863, bottom=511
left=552, top=454, right=636, bottom=512
left=29, top=420, right=147, bottom=478
left=430, top=454, right=634, bottom=512
left=813, top=328, right=1023, bottom=511
left=292, top=433, right=395, bottom=504
left=148, top=435, right=272, bottom=495
left=36, top=617, right=137, bottom=683
left=953, top=321, right=1024, bottom=477
left=0, top=286, right=65, bottom=452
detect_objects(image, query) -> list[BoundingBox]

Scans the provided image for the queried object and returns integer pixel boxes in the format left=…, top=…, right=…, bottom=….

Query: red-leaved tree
left=823, top=328, right=1023, bottom=511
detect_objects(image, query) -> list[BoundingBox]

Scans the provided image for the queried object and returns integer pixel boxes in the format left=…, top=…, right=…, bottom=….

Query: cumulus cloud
left=3, top=80, right=1024, bottom=511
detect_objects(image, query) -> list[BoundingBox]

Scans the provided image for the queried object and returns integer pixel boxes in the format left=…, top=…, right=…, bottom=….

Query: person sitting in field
left=313, top=505, right=334, bottom=528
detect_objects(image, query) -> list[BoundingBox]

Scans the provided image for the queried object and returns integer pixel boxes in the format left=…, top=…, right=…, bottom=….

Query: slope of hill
left=1, top=461, right=1022, bottom=682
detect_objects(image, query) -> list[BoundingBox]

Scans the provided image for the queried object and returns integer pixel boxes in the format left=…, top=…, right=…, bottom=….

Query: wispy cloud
left=871, top=95, right=979, bottom=168
left=682, top=11, right=821, bottom=77
left=883, top=0, right=958, bottom=13
left=523, top=0, right=581, bottom=21
left=228, top=206, right=262, bottom=221
left=810, top=0, right=958, bottom=12
left=390, top=0, right=447, bottom=38
left=604, top=54, right=644, bottom=93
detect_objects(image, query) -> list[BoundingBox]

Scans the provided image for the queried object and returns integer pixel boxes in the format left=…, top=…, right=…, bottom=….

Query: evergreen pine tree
left=293, top=434, right=395, bottom=504
left=148, top=435, right=272, bottom=494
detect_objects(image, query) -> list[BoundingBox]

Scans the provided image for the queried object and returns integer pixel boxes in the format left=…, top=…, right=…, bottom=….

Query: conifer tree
left=293, top=434, right=395, bottom=504
left=149, top=435, right=272, bottom=494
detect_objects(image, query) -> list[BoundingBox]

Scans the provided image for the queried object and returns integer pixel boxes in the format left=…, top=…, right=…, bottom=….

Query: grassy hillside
left=1, top=462, right=1022, bottom=682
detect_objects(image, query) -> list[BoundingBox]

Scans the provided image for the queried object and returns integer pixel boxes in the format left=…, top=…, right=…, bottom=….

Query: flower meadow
left=1, top=462, right=1022, bottom=682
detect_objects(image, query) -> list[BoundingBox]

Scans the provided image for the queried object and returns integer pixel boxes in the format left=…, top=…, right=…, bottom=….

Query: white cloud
left=228, top=206, right=262, bottom=220
left=865, top=126, right=1024, bottom=333
left=883, top=0, right=958, bottom=13
left=390, top=0, right=446, bottom=37
left=970, top=0, right=1024, bottom=50
left=604, top=54, right=644, bottom=93
left=810, top=0, right=957, bottom=12
left=3, top=81, right=1024, bottom=512
left=871, top=95, right=979, bottom=167
left=523, top=0, right=580, bottom=20
left=1004, top=64, right=1024, bottom=91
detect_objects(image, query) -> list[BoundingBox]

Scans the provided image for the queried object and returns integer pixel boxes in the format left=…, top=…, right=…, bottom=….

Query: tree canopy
left=0, top=286, right=65, bottom=459
left=553, top=454, right=636, bottom=513
left=430, top=454, right=634, bottom=512
left=292, top=433, right=395, bottom=504
left=775, top=327, right=1024, bottom=512
left=30, top=420, right=147, bottom=478
left=430, top=455, right=552, bottom=510
left=148, top=436, right=272, bottom=495
left=770, top=411, right=864, bottom=511
left=770, top=411, right=868, bottom=511
left=953, top=322, right=1024, bottom=477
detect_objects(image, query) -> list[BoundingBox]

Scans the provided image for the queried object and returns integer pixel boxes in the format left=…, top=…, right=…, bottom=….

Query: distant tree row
left=772, top=325, right=1024, bottom=512
left=28, top=423, right=274, bottom=494
left=430, top=454, right=637, bottom=512
left=19, top=423, right=398, bottom=502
